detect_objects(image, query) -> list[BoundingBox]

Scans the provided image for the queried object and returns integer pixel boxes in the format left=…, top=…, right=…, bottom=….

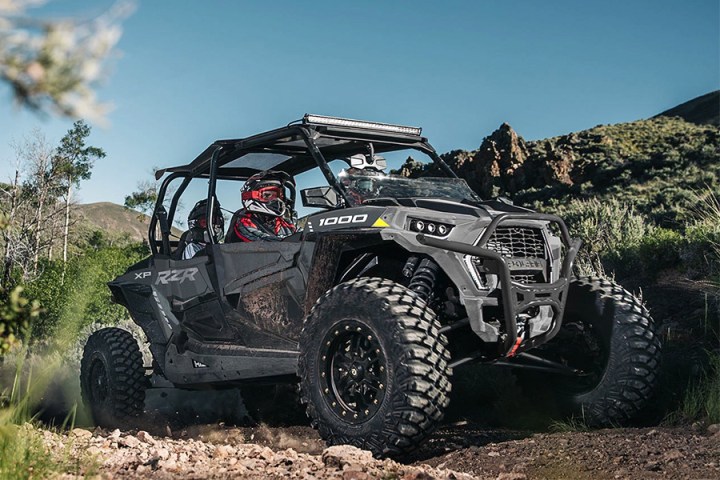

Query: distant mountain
left=655, top=91, right=719, bottom=126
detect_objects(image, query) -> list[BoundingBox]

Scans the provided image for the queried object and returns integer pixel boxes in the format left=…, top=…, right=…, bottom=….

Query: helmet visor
left=244, top=185, right=283, bottom=203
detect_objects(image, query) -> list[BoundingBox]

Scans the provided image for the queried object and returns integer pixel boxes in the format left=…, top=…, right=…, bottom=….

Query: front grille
left=485, top=226, right=548, bottom=284
left=486, top=227, right=547, bottom=259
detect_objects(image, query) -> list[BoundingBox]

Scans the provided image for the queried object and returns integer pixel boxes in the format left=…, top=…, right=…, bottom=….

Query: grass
left=0, top=350, right=94, bottom=479
left=0, top=355, right=56, bottom=480
left=670, top=352, right=720, bottom=425
left=549, top=411, right=592, bottom=433
left=0, top=423, right=57, bottom=480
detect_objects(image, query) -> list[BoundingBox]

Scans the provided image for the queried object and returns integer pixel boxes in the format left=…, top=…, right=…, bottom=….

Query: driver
left=225, top=170, right=297, bottom=242
left=340, top=167, right=382, bottom=204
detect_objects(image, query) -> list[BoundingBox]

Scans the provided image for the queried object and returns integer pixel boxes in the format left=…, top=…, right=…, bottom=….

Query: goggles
left=196, top=216, right=222, bottom=228
left=243, top=185, right=283, bottom=203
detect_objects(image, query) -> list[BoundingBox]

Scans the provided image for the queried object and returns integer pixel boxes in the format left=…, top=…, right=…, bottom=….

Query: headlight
left=408, top=218, right=453, bottom=237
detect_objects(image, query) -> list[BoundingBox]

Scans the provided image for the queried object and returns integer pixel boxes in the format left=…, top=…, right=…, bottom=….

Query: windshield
left=339, top=169, right=481, bottom=204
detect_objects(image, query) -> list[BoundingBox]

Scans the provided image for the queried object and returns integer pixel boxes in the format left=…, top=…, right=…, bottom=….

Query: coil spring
left=408, top=258, right=440, bottom=302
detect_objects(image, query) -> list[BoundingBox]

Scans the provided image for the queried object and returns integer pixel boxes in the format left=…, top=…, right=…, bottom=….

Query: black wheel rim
left=89, top=358, right=109, bottom=404
left=318, top=319, right=387, bottom=424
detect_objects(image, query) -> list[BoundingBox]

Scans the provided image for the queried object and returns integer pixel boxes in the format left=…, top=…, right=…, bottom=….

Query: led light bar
left=304, top=114, right=422, bottom=136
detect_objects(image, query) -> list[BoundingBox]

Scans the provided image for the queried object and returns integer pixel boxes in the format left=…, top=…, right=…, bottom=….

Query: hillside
left=398, top=115, right=719, bottom=227
left=75, top=202, right=155, bottom=244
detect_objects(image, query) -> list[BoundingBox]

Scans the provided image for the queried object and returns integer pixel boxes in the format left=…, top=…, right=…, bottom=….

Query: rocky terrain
left=35, top=421, right=720, bottom=479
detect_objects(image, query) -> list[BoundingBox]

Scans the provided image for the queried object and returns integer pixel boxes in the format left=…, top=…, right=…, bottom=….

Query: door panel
left=213, top=241, right=306, bottom=342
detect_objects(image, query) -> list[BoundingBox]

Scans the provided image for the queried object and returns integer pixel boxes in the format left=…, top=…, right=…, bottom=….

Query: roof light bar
left=303, top=114, right=422, bottom=136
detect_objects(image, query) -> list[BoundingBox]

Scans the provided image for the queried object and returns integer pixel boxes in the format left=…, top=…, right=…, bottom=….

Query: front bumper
left=417, top=212, right=581, bottom=356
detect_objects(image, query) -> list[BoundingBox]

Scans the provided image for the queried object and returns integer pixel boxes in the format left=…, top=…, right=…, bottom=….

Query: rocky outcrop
left=441, top=123, right=577, bottom=199
left=453, top=123, right=529, bottom=198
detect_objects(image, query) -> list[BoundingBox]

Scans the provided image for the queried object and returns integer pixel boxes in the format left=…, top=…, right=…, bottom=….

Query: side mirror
left=301, top=187, right=339, bottom=209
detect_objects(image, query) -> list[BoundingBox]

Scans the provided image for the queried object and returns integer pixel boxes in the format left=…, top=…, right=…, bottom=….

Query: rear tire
left=80, top=327, right=148, bottom=428
left=298, top=277, right=452, bottom=458
left=530, top=276, right=661, bottom=425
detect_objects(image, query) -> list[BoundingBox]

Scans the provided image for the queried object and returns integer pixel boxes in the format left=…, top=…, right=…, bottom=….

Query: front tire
left=536, top=276, right=661, bottom=425
left=80, top=327, right=147, bottom=428
left=298, top=277, right=452, bottom=457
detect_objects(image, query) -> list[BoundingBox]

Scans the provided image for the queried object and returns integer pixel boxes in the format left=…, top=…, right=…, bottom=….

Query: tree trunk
left=2, top=169, right=20, bottom=287
left=63, top=180, right=72, bottom=264
left=61, top=178, right=72, bottom=284
left=32, top=190, right=45, bottom=274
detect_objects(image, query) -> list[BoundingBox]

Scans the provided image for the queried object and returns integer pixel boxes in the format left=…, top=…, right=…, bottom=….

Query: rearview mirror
left=301, top=187, right=339, bottom=209
left=349, top=154, right=387, bottom=171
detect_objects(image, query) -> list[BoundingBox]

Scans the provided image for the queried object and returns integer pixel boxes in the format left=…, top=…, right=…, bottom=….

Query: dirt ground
left=51, top=420, right=719, bottom=480
left=197, top=423, right=720, bottom=480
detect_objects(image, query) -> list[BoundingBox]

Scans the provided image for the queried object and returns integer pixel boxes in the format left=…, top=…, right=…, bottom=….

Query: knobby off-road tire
left=555, top=276, right=662, bottom=425
left=80, top=327, right=148, bottom=428
left=298, top=277, right=452, bottom=458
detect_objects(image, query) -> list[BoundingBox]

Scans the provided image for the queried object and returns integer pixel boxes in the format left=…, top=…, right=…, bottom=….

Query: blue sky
left=0, top=0, right=718, bottom=206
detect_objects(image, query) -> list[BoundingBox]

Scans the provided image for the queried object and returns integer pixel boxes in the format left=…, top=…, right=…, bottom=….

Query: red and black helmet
left=241, top=170, right=295, bottom=217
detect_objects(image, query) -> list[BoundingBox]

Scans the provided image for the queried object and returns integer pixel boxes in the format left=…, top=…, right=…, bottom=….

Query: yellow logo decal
left=372, top=218, right=389, bottom=228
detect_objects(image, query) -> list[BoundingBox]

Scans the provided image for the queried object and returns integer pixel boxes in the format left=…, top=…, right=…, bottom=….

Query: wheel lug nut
left=380, top=366, right=384, bottom=372
left=321, top=372, right=325, bottom=377
left=364, top=409, right=369, bottom=415
left=353, top=413, right=358, bottom=419
left=373, top=399, right=378, bottom=404
left=322, top=355, right=326, bottom=361
left=326, top=341, right=331, bottom=346
left=345, top=325, right=350, bottom=330
left=367, top=335, right=372, bottom=340
left=342, top=410, right=347, bottom=416
left=375, top=349, right=380, bottom=353
left=332, top=402, right=337, bottom=407
left=356, top=327, right=361, bottom=332
left=335, top=330, right=339, bottom=336
left=379, top=383, right=384, bottom=389
left=324, top=388, right=329, bottom=393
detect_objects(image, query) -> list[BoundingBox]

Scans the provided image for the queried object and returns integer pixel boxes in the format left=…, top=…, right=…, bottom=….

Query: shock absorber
left=408, top=258, right=440, bottom=302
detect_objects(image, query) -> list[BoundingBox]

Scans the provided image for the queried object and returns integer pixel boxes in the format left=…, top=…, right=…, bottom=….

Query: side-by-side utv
left=81, top=114, right=661, bottom=457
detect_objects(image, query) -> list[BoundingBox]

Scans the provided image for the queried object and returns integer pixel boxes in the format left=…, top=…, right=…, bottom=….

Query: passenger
left=225, top=170, right=297, bottom=242
left=178, top=198, right=224, bottom=259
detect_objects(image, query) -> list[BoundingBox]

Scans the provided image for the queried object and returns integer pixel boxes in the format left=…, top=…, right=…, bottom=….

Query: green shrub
left=548, top=197, right=653, bottom=277
left=0, top=287, right=40, bottom=357
left=24, top=243, right=147, bottom=341
left=682, top=191, right=720, bottom=278
left=635, top=228, right=683, bottom=278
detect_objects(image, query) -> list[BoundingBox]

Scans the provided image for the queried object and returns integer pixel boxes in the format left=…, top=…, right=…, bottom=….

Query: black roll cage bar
left=148, top=122, right=459, bottom=256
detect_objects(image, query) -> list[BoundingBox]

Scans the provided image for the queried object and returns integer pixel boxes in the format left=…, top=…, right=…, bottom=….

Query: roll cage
left=149, top=114, right=458, bottom=255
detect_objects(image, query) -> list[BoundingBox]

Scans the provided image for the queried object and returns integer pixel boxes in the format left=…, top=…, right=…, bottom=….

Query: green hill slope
left=75, top=202, right=153, bottom=243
